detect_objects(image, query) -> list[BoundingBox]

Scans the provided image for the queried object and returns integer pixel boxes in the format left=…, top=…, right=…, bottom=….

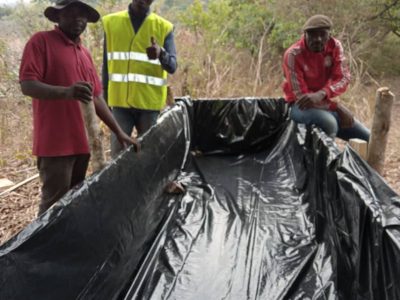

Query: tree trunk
left=80, top=101, right=106, bottom=173
left=367, top=87, right=395, bottom=174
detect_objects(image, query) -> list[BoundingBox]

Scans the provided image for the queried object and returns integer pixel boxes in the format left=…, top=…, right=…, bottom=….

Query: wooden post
left=367, top=87, right=395, bottom=175
left=80, top=101, right=106, bottom=173
left=349, top=138, right=368, bottom=160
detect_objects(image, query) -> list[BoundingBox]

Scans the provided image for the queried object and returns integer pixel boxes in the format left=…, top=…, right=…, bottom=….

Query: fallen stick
left=0, top=174, right=39, bottom=198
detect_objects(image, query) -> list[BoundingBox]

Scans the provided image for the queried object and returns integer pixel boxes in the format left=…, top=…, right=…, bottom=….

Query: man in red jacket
left=282, top=14, right=370, bottom=141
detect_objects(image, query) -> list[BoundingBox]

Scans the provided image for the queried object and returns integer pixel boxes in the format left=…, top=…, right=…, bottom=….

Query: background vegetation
left=1, top=0, right=399, bottom=96
left=0, top=0, right=399, bottom=162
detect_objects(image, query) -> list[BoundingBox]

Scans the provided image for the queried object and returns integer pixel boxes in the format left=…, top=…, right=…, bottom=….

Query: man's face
left=58, top=5, right=88, bottom=40
left=132, top=0, right=154, bottom=14
left=305, top=28, right=330, bottom=52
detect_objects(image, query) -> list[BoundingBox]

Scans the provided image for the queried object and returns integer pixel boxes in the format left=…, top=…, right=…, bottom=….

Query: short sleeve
left=19, top=33, right=46, bottom=82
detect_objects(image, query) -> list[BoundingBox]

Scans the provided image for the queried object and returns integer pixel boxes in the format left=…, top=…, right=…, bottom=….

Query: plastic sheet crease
left=1, top=98, right=399, bottom=300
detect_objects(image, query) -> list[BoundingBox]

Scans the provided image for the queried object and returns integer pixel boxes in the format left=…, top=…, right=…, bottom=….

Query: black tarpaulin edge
left=0, top=98, right=399, bottom=300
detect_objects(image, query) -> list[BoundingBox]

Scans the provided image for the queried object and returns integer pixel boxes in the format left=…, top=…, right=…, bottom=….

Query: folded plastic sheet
left=0, top=98, right=399, bottom=300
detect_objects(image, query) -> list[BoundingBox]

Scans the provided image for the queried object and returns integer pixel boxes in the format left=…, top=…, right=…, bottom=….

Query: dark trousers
left=110, top=107, right=159, bottom=158
left=37, top=154, right=90, bottom=216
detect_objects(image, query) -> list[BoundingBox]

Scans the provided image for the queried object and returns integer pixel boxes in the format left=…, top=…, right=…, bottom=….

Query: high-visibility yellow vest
left=102, top=11, right=173, bottom=110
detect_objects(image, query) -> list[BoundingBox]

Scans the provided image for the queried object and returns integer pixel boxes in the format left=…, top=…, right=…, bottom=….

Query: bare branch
left=368, top=0, right=400, bottom=21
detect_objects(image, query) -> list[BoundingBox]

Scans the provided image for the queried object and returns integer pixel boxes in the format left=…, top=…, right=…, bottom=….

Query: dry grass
left=168, top=29, right=283, bottom=99
left=0, top=95, right=39, bottom=244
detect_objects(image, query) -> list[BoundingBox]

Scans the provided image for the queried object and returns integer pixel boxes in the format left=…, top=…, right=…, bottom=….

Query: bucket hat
left=44, top=0, right=100, bottom=23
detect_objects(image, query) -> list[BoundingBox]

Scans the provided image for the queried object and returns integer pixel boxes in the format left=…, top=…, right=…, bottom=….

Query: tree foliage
left=0, top=5, right=13, bottom=18
left=370, top=0, right=400, bottom=37
left=179, top=0, right=400, bottom=75
left=1, top=0, right=399, bottom=101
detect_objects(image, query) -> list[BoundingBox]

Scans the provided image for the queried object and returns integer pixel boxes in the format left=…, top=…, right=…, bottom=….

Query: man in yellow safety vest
left=102, top=0, right=177, bottom=157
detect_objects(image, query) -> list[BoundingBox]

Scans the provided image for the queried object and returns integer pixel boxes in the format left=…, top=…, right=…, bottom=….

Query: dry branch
left=80, top=101, right=106, bottom=173
left=0, top=174, right=39, bottom=198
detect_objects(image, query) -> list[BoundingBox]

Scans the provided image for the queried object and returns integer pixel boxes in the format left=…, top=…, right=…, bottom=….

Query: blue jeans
left=290, top=104, right=370, bottom=141
left=111, top=107, right=159, bottom=158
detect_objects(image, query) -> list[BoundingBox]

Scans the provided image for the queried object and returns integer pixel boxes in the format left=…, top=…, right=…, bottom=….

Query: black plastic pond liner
left=1, top=98, right=400, bottom=300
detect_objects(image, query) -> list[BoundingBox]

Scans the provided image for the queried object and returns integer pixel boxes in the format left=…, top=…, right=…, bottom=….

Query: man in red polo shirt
left=282, top=14, right=370, bottom=141
left=19, top=0, right=139, bottom=215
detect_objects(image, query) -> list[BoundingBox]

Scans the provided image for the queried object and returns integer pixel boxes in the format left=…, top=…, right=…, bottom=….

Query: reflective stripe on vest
left=107, top=51, right=161, bottom=65
left=109, top=73, right=167, bottom=86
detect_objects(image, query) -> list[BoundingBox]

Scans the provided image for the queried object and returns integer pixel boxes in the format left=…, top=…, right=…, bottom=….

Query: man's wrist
left=61, top=86, right=72, bottom=100
left=321, top=87, right=331, bottom=99
left=159, top=47, right=166, bottom=61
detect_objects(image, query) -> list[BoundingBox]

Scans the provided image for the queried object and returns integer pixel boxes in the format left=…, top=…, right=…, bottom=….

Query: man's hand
left=66, top=81, right=93, bottom=104
left=146, top=36, right=161, bottom=60
left=336, top=103, right=355, bottom=128
left=117, top=131, right=141, bottom=153
left=296, top=90, right=326, bottom=110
